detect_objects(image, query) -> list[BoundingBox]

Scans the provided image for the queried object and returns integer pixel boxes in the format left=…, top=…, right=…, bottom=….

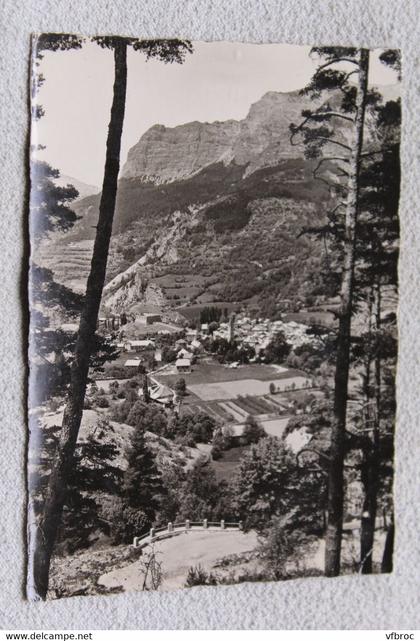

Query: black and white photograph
left=27, top=35, right=400, bottom=601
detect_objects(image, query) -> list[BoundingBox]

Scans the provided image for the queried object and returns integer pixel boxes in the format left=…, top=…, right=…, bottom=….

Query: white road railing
left=133, top=519, right=243, bottom=549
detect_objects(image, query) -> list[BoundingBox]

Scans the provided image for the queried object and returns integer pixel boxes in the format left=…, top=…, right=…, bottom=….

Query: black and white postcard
left=27, top=36, right=400, bottom=600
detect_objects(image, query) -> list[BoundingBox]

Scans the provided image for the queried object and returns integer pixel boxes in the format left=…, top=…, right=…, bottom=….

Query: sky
left=32, top=41, right=399, bottom=187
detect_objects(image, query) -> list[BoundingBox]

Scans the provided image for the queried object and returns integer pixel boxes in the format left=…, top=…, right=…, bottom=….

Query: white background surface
left=0, top=0, right=419, bottom=630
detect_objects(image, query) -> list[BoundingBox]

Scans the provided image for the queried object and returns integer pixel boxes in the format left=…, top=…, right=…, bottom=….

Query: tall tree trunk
left=324, top=48, right=370, bottom=577
left=360, top=278, right=381, bottom=573
left=28, top=41, right=127, bottom=600
left=381, top=517, right=394, bottom=573
left=359, top=450, right=378, bottom=573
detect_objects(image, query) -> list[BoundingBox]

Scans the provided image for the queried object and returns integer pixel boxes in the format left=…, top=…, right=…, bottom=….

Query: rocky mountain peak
left=121, top=90, right=310, bottom=184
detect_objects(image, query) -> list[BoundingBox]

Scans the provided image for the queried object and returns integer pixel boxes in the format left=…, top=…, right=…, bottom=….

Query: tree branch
left=313, top=157, right=350, bottom=183
left=327, top=202, right=347, bottom=216
left=314, top=137, right=352, bottom=151
left=297, top=224, right=330, bottom=239
left=314, top=58, right=359, bottom=73
left=297, top=447, right=331, bottom=462
left=311, top=111, right=355, bottom=123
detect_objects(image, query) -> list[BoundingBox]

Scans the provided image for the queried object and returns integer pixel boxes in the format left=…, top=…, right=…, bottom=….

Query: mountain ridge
left=41, top=84, right=400, bottom=318
left=121, top=90, right=310, bottom=184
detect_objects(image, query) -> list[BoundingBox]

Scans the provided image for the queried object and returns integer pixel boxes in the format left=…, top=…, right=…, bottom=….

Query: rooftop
left=124, top=359, right=142, bottom=367
left=176, top=358, right=192, bottom=367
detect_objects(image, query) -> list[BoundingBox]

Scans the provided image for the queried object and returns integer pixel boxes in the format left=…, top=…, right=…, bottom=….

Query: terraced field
left=151, top=272, right=213, bottom=305
left=36, top=239, right=94, bottom=293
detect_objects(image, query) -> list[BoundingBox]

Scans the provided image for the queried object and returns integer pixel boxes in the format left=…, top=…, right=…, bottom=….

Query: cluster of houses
left=172, top=330, right=202, bottom=373
left=118, top=331, right=201, bottom=375
left=98, top=312, right=163, bottom=330
left=209, top=315, right=318, bottom=352
left=60, top=308, right=318, bottom=380
left=106, top=310, right=319, bottom=376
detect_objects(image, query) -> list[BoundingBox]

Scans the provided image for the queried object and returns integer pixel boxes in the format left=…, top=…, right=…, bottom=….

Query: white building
left=124, top=358, right=142, bottom=370
left=176, top=358, right=192, bottom=373
left=128, top=339, right=155, bottom=352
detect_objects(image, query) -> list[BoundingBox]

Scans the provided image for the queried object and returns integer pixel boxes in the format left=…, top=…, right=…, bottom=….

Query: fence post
left=203, top=519, right=208, bottom=529
left=185, top=519, right=190, bottom=530
left=220, top=519, right=225, bottom=529
left=168, top=522, right=173, bottom=532
left=150, top=527, right=155, bottom=539
left=133, top=537, right=140, bottom=548
left=239, top=520, right=243, bottom=530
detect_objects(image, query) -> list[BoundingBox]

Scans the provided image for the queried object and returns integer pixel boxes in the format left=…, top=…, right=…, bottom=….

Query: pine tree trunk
left=324, top=48, right=370, bottom=577
left=360, top=279, right=381, bottom=573
left=360, top=457, right=378, bottom=573
left=381, top=518, right=394, bottom=573
left=28, top=41, right=127, bottom=600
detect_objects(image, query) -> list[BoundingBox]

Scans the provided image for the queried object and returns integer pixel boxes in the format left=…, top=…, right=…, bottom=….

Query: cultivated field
left=177, top=301, right=240, bottom=321
left=156, top=360, right=305, bottom=386
left=36, top=239, right=94, bottom=293
left=283, top=310, right=337, bottom=327
left=260, top=416, right=292, bottom=437
left=188, top=376, right=312, bottom=401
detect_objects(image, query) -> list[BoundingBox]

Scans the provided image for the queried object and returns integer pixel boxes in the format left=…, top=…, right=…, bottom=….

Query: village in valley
left=94, top=305, right=319, bottom=441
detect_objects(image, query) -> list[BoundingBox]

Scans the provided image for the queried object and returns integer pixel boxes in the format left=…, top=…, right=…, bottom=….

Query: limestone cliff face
left=234, top=91, right=309, bottom=174
left=121, top=91, right=310, bottom=183
left=122, top=120, right=240, bottom=182
left=102, top=270, right=166, bottom=313
left=121, top=86, right=400, bottom=185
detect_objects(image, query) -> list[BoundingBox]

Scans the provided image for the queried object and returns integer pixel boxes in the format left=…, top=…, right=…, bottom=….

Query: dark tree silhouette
left=352, top=88, right=400, bottom=573
left=29, top=161, right=79, bottom=238
left=291, top=47, right=371, bottom=576
left=29, top=35, right=192, bottom=600
left=123, top=426, right=163, bottom=521
left=290, top=47, right=400, bottom=576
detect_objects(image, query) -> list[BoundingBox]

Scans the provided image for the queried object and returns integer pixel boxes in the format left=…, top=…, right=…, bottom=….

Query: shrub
left=242, top=415, right=266, bottom=445
left=174, top=378, right=187, bottom=397
left=211, top=430, right=226, bottom=459
left=110, top=504, right=150, bottom=544
left=126, top=400, right=148, bottom=427
left=106, top=366, right=131, bottom=379
left=176, top=433, right=197, bottom=448
left=211, top=444, right=223, bottom=460
left=232, top=437, right=326, bottom=532
left=184, top=565, right=218, bottom=587
left=110, top=396, right=138, bottom=423
left=258, top=519, right=315, bottom=581
left=109, top=380, right=120, bottom=394
left=95, top=395, right=110, bottom=408
left=264, top=332, right=291, bottom=364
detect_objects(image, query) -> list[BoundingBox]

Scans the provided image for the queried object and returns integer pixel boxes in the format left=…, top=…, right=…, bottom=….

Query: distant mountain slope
left=43, top=86, right=400, bottom=317
left=41, top=91, right=334, bottom=313
left=54, top=174, right=99, bottom=201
